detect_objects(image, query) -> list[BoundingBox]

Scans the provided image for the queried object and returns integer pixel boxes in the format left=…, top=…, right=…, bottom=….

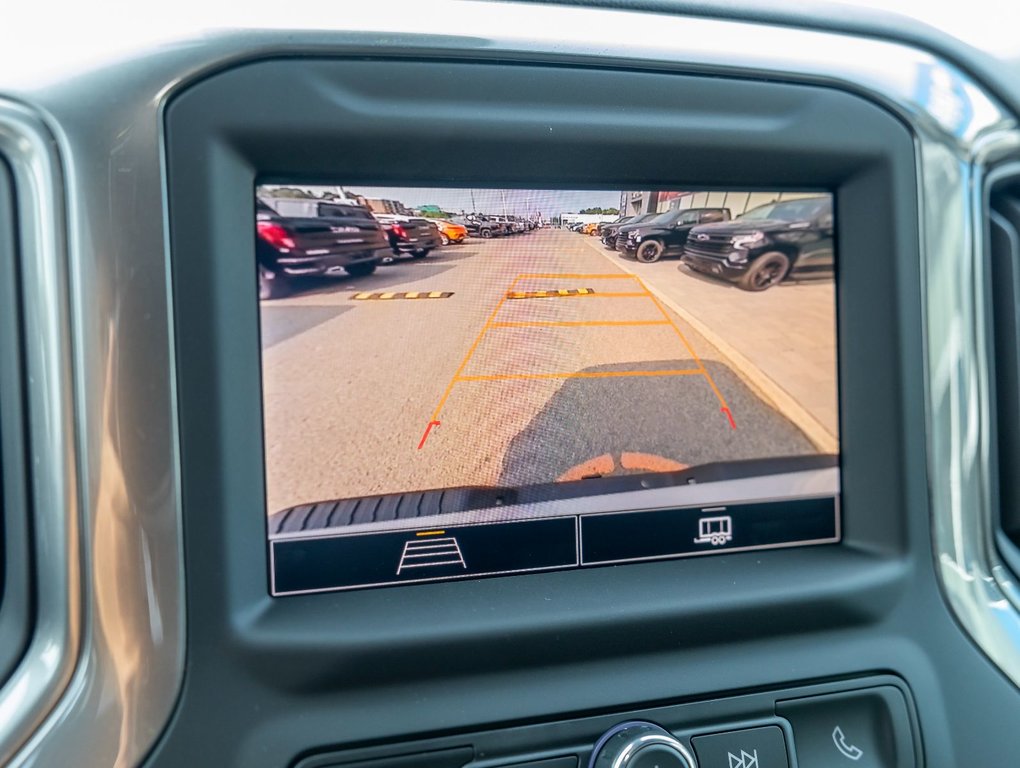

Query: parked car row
left=580, top=196, right=834, bottom=291
left=256, top=198, right=450, bottom=299
left=566, top=220, right=606, bottom=234
left=615, top=207, right=731, bottom=262
left=256, top=198, right=544, bottom=299
left=449, top=213, right=541, bottom=238
left=255, top=199, right=388, bottom=299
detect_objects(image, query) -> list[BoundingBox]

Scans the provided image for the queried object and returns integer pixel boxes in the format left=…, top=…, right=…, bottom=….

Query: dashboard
left=1, top=2, right=1020, bottom=767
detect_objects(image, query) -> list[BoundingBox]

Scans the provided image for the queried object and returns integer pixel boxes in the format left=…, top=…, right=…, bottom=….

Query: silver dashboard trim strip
left=927, top=127, right=1020, bottom=688
left=0, top=99, right=79, bottom=765
left=0, top=2, right=1018, bottom=764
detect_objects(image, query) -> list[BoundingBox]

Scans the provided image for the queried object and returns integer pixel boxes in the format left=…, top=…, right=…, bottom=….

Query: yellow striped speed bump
left=351, top=291, right=453, bottom=300
left=506, top=288, right=596, bottom=300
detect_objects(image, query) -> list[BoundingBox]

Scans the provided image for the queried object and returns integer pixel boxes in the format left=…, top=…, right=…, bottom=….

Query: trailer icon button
left=694, top=511, right=733, bottom=546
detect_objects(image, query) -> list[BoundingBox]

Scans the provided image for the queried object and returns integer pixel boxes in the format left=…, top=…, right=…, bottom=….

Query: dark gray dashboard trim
left=0, top=3, right=1016, bottom=765
left=289, top=674, right=921, bottom=768
left=514, top=0, right=1020, bottom=124
left=161, top=56, right=916, bottom=766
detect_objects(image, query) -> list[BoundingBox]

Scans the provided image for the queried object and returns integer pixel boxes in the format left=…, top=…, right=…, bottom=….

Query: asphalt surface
left=260, top=229, right=816, bottom=516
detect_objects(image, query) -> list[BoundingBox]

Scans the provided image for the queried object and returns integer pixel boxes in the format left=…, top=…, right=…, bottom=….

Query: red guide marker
left=418, top=420, right=441, bottom=449
left=721, top=407, right=737, bottom=430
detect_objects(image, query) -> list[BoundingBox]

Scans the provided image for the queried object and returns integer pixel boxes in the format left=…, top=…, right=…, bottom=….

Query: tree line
left=577, top=207, right=620, bottom=215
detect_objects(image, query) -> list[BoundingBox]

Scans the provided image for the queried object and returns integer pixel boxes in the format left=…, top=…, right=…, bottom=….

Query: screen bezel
left=255, top=182, right=843, bottom=597
left=165, top=56, right=922, bottom=755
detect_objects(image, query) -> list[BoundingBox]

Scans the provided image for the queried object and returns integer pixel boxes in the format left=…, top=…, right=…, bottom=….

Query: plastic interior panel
left=0, top=157, right=31, bottom=689
left=154, top=58, right=1017, bottom=767
left=289, top=676, right=920, bottom=768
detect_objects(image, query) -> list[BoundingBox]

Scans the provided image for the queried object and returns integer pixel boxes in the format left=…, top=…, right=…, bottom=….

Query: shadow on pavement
left=677, top=262, right=833, bottom=290
left=498, top=359, right=816, bottom=487
left=259, top=305, right=354, bottom=350
left=405, top=244, right=482, bottom=262
left=276, top=258, right=464, bottom=300
left=676, top=263, right=740, bottom=290
left=381, top=245, right=482, bottom=266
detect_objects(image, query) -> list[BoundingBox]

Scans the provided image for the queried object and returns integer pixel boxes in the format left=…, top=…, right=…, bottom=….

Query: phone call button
left=776, top=687, right=915, bottom=768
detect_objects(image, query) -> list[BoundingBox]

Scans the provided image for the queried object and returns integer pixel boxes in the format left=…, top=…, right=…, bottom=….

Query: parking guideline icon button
left=691, top=726, right=789, bottom=768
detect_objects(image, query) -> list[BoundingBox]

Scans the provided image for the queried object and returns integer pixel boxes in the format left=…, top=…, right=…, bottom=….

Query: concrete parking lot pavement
left=260, top=229, right=823, bottom=516
left=579, top=233, right=839, bottom=450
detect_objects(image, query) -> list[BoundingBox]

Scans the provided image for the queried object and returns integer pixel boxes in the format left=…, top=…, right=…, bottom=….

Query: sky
left=278, top=186, right=625, bottom=216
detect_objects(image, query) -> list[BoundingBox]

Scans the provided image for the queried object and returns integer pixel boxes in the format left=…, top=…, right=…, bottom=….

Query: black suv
left=255, top=199, right=389, bottom=299
left=602, top=212, right=656, bottom=249
left=617, top=207, right=731, bottom=262
left=682, top=196, right=834, bottom=291
left=597, top=214, right=634, bottom=246
left=608, top=212, right=663, bottom=250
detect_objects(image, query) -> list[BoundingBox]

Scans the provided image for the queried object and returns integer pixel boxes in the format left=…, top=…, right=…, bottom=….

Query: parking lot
left=581, top=236, right=840, bottom=450
left=261, top=227, right=832, bottom=515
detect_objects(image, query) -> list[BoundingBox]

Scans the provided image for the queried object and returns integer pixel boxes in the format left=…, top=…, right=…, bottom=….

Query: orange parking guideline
left=514, top=273, right=638, bottom=280
left=428, top=274, right=523, bottom=421
left=505, top=290, right=649, bottom=298
left=424, top=271, right=737, bottom=437
left=491, top=320, right=670, bottom=329
left=631, top=274, right=735, bottom=420
left=456, top=369, right=704, bottom=383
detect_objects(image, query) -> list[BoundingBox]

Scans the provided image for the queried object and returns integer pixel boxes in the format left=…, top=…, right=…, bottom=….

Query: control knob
left=589, top=721, right=697, bottom=768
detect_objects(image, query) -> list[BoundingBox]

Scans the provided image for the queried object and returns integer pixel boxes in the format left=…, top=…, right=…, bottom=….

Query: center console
left=296, top=677, right=918, bottom=768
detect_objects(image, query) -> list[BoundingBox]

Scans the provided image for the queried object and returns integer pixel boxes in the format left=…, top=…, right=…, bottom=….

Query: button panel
left=295, top=678, right=917, bottom=768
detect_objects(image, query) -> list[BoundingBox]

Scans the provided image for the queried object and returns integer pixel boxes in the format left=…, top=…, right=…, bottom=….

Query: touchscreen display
left=257, top=186, right=840, bottom=594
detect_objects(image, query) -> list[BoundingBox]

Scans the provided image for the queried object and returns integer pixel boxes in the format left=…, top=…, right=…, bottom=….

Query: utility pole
left=500, top=189, right=508, bottom=217
left=470, top=189, right=477, bottom=213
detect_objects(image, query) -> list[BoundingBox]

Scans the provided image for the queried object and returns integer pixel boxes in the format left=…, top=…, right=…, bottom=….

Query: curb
left=579, top=235, right=839, bottom=453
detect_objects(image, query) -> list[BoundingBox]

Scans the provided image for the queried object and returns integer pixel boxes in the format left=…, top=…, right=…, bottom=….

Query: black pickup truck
left=375, top=215, right=444, bottom=258
left=452, top=215, right=503, bottom=238
left=682, top=196, right=834, bottom=291
left=616, top=207, right=731, bottom=262
left=255, top=199, right=389, bottom=299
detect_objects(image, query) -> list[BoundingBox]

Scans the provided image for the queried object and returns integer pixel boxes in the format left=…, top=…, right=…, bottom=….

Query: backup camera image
left=257, top=186, right=840, bottom=593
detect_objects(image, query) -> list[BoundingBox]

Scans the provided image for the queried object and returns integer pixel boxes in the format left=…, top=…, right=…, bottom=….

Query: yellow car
left=433, top=219, right=469, bottom=245
left=583, top=221, right=601, bottom=235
